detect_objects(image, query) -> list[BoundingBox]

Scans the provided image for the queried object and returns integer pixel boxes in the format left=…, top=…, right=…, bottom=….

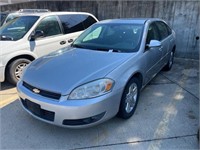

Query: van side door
left=29, top=15, right=64, bottom=57
left=30, top=14, right=97, bottom=57
left=57, top=14, right=97, bottom=45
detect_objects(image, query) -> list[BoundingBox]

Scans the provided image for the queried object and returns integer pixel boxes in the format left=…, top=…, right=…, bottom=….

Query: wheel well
left=5, top=55, right=35, bottom=79
left=117, top=72, right=143, bottom=114
left=128, top=72, right=143, bottom=89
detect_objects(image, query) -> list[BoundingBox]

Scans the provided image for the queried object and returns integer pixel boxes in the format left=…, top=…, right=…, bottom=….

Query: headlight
left=68, top=78, right=114, bottom=100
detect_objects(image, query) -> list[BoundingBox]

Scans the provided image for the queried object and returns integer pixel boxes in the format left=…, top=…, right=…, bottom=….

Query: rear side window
left=58, top=14, right=97, bottom=34
left=155, top=21, right=169, bottom=40
left=166, top=24, right=172, bottom=35
left=35, top=16, right=61, bottom=37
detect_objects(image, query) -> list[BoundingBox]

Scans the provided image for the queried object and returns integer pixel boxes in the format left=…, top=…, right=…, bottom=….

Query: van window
left=35, top=16, right=61, bottom=38
left=0, top=16, right=39, bottom=41
left=58, top=15, right=84, bottom=34
left=58, top=14, right=97, bottom=34
left=82, top=16, right=97, bottom=29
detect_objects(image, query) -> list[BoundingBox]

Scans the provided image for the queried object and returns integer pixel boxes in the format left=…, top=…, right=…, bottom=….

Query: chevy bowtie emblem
left=33, top=88, right=40, bottom=94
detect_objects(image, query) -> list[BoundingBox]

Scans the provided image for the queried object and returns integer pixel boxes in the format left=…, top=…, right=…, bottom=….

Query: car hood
left=22, top=47, right=133, bottom=95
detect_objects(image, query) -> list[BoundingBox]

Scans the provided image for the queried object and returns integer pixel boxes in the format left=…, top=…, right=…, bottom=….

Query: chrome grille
left=23, top=81, right=61, bottom=100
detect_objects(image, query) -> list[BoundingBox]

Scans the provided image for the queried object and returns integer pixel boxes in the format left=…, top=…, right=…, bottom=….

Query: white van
left=2, top=9, right=51, bottom=25
left=0, top=11, right=98, bottom=84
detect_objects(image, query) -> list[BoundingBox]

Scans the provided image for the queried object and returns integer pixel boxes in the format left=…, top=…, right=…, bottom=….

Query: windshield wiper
left=71, top=44, right=85, bottom=49
left=95, top=48, right=121, bottom=53
left=0, top=35, right=14, bottom=41
left=108, top=49, right=121, bottom=53
left=71, top=44, right=121, bottom=53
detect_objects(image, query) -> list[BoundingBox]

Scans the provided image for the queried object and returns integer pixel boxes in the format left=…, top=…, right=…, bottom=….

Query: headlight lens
left=68, top=78, right=114, bottom=100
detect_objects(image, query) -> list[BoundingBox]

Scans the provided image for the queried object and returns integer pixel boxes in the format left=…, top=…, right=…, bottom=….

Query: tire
left=118, top=77, right=141, bottom=119
left=6, top=58, right=31, bottom=85
left=163, top=50, right=174, bottom=71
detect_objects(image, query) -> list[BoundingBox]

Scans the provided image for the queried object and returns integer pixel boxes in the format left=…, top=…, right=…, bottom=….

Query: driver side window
left=35, top=16, right=61, bottom=38
left=146, top=23, right=160, bottom=44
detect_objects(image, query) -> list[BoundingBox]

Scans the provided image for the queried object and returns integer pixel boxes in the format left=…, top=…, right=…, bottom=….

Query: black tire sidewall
left=163, top=51, right=174, bottom=71
left=118, top=77, right=141, bottom=119
left=168, top=51, right=174, bottom=69
left=6, top=58, right=31, bottom=85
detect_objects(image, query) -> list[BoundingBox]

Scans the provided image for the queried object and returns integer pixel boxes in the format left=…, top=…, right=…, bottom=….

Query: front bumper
left=0, top=65, right=5, bottom=82
left=17, top=81, right=123, bottom=128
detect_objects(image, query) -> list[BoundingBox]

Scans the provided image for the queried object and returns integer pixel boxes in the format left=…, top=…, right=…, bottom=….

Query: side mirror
left=30, top=30, right=44, bottom=41
left=147, top=40, right=161, bottom=48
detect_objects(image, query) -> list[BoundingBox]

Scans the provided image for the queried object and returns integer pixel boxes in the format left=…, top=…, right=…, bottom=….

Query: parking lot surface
left=0, top=58, right=199, bottom=149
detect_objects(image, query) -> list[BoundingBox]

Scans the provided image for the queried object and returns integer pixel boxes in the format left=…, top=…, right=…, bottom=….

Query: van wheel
left=6, top=58, right=31, bottom=85
left=163, top=51, right=174, bottom=71
left=118, top=77, right=141, bottom=119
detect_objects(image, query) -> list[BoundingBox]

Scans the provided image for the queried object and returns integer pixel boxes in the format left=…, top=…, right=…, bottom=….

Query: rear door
left=155, top=21, right=171, bottom=66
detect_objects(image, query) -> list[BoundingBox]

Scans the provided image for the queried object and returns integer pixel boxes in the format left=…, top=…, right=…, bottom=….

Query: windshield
left=0, top=16, right=39, bottom=41
left=0, top=13, right=8, bottom=26
left=4, top=14, right=19, bottom=24
left=72, top=23, right=143, bottom=53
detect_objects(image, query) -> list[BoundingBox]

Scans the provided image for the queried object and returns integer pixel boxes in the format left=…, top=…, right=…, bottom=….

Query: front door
left=143, top=22, right=162, bottom=84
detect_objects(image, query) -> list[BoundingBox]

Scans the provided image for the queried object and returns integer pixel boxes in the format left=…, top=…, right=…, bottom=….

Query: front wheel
left=6, top=58, right=31, bottom=85
left=118, top=77, right=141, bottom=119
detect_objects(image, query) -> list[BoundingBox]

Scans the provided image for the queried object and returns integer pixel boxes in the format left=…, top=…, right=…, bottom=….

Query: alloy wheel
left=125, top=83, right=138, bottom=113
left=14, top=62, right=28, bottom=80
left=169, top=51, right=174, bottom=67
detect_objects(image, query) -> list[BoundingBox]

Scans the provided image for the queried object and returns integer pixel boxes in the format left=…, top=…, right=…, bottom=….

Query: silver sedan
left=17, top=18, right=176, bottom=128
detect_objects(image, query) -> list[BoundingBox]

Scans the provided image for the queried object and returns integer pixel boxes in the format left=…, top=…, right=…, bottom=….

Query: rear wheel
left=163, top=51, right=174, bottom=71
left=118, top=77, right=141, bottom=119
left=6, top=58, right=31, bottom=85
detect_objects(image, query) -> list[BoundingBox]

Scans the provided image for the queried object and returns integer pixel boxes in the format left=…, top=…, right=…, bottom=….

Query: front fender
left=106, top=52, right=146, bottom=93
left=1, top=50, right=37, bottom=67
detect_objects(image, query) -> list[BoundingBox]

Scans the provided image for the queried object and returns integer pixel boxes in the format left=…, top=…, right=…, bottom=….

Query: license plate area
left=21, top=99, right=55, bottom=122
left=26, top=100, right=41, bottom=116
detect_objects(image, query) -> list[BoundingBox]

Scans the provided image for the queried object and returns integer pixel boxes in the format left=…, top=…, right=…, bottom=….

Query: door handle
left=68, top=39, right=73, bottom=43
left=60, top=41, right=66, bottom=45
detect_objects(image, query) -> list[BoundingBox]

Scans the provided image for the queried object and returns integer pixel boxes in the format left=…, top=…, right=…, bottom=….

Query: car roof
left=9, top=11, right=95, bottom=17
left=98, top=18, right=163, bottom=24
left=0, top=12, right=9, bottom=15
